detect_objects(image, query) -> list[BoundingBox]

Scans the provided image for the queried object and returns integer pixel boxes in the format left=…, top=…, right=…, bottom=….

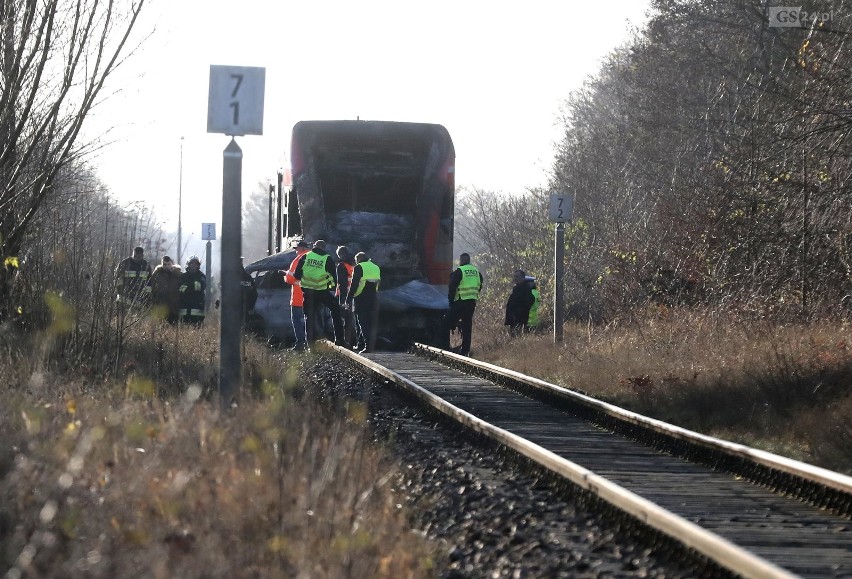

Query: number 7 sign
left=207, top=65, right=265, bottom=136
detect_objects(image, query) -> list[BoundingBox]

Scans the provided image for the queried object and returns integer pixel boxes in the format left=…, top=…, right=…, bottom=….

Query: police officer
left=293, top=239, right=345, bottom=345
left=344, top=252, right=381, bottom=353
left=443, top=253, right=482, bottom=356
left=239, top=257, right=258, bottom=323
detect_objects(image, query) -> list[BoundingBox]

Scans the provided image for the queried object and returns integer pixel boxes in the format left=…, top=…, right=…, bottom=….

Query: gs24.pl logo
left=768, top=6, right=833, bottom=27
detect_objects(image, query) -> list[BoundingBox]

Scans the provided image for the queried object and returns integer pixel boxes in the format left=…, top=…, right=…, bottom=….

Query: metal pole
left=275, top=171, right=283, bottom=252
left=177, top=136, right=184, bottom=266
left=205, top=240, right=212, bottom=311
left=267, top=184, right=274, bottom=255
left=554, top=222, right=565, bottom=343
left=219, top=138, right=242, bottom=409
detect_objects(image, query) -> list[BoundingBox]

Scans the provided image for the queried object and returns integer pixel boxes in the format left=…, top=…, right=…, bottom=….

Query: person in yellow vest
left=526, top=276, right=540, bottom=332
left=443, top=253, right=483, bottom=356
left=344, top=252, right=381, bottom=353
left=336, top=245, right=356, bottom=348
left=293, top=239, right=345, bottom=345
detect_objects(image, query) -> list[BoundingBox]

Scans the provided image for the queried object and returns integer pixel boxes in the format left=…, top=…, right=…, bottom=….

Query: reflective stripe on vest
left=354, top=260, right=381, bottom=297
left=301, top=252, right=333, bottom=290
left=455, top=264, right=481, bottom=301
left=180, top=308, right=205, bottom=317
left=529, top=288, right=540, bottom=326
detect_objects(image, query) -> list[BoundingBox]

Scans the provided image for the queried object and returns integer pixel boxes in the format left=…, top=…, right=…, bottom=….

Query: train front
left=290, top=120, right=455, bottom=347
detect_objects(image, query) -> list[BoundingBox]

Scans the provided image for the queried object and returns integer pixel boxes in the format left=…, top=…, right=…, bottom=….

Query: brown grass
left=470, top=304, right=852, bottom=474
left=0, top=320, right=434, bottom=578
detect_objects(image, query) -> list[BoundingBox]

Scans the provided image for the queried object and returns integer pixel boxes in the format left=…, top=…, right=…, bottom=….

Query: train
left=247, top=119, right=455, bottom=347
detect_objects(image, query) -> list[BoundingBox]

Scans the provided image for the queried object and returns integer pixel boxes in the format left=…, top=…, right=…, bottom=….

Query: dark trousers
left=353, top=292, right=378, bottom=351
left=443, top=299, right=477, bottom=355
left=339, top=300, right=356, bottom=348
left=303, top=288, right=344, bottom=344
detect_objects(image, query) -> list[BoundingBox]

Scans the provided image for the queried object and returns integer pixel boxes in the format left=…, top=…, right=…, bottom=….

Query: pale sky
left=86, top=0, right=652, bottom=251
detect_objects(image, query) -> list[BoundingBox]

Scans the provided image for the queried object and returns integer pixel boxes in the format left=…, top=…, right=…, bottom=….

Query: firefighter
left=344, top=252, right=381, bottom=353
left=442, top=253, right=483, bottom=356
left=178, top=256, right=206, bottom=325
left=336, top=245, right=356, bottom=347
left=283, top=240, right=310, bottom=350
left=115, top=246, right=152, bottom=308
left=293, top=239, right=344, bottom=345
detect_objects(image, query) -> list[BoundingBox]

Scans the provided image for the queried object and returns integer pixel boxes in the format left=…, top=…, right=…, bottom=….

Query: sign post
left=208, top=65, right=265, bottom=410
left=549, top=191, right=574, bottom=343
left=201, top=223, right=216, bottom=312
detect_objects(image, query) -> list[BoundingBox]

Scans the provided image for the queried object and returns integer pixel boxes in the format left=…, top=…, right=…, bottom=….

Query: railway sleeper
left=413, top=346, right=852, bottom=520
left=347, top=361, right=737, bottom=579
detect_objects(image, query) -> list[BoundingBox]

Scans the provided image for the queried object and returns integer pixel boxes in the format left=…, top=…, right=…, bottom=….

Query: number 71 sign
left=207, top=65, right=265, bottom=136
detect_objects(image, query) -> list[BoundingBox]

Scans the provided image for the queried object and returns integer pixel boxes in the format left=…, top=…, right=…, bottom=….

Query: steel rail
left=331, top=344, right=798, bottom=579
left=413, top=343, right=852, bottom=499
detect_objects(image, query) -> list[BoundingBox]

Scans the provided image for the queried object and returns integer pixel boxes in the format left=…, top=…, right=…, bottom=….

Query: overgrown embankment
left=473, top=306, right=852, bottom=475
left=0, top=322, right=434, bottom=577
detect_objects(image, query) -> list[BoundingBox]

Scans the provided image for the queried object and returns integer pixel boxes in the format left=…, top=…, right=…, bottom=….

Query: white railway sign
left=207, top=65, right=265, bottom=136
left=549, top=191, right=574, bottom=223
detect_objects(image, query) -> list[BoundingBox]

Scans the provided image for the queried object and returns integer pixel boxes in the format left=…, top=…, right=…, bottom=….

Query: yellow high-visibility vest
left=301, top=252, right=334, bottom=290
left=354, top=260, right=381, bottom=297
left=455, top=264, right=481, bottom=301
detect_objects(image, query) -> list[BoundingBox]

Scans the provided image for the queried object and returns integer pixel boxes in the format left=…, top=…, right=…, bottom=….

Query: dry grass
left=471, top=304, right=852, bottom=474
left=0, top=321, right=434, bottom=578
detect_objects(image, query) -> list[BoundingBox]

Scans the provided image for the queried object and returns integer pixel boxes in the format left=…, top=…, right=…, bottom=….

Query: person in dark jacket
left=178, top=256, right=206, bottom=325
left=504, top=269, right=535, bottom=336
left=239, top=257, right=258, bottom=322
left=115, top=246, right=152, bottom=308
left=344, top=252, right=381, bottom=353
left=336, top=245, right=356, bottom=348
left=147, top=255, right=181, bottom=323
left=293, top=239, right=344, bottom=345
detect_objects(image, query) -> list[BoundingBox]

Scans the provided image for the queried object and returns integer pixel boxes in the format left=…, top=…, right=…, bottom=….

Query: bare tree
left=0, top=0, right=147, bottom=263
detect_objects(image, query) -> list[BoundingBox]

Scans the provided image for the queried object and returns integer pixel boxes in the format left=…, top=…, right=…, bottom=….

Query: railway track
left=328, top=343, right=852, bottom=578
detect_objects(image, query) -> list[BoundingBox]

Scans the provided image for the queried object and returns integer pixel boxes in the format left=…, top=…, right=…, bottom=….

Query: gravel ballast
left=303, top=352, right=730, bottom=578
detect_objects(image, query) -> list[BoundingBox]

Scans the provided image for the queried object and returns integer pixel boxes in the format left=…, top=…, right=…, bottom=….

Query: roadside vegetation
left=0, top=320, right=434, bottom=577
left=2, top=0, right=852, bottom=575
left=468, top=304, right=852, bottom=475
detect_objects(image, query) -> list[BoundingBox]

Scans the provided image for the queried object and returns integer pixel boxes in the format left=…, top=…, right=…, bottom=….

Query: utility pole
left=177, top=136, right=184, bottom=265
left=275, top=170, right=283, bottom=252
left=267, top=183, right=274, bottom=255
